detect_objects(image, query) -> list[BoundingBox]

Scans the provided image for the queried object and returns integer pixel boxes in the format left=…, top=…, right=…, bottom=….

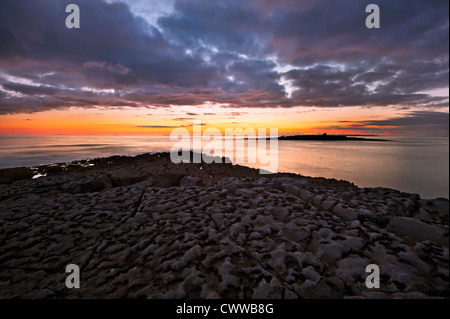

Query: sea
left=0, top=135, right=448, bottom=199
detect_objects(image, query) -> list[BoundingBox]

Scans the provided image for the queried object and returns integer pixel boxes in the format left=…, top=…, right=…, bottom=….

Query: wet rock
left=416, top=199, right=449, bottom=223
left=301, top=266, right=321, bottom=284
left=279, top=223, right=309, bottom=242
left=302, top=280, right=337, bottom=299
left=312, top=195, right=323, bottom=206
left=335, top=256, right=369, bottom=283
left=317, top=227, right=333, bottom=239
left=251, top=278, right=284, bottom=299
left=152, top=174, right=186, bottom=187
left=322, top=200, right=336, bottom=211
left=284, top=185, right=302, bottom=198
left=300, top=190, right=313, bottom=202
left=109, top=173, right=147, bottom=186
left=387, top=217, right=448, bottom=246
left=235, top=188, right=254, bottom=196
left=267, top=206, right=290, bottom=219
left=342, top=237, right=365, bottom=251
left=180, top=176, right=203, bottom=188
left=332, top=204, right=357, bottom=221
left=398, top=250, right=432, bottom=274
left=0, top=167, right=33, bottom=184
left=267, top=250, right=287, bottom=274
left=23, top=288, right=56, bottom=299
left=4, top=222, right=30, bottom=236
left=61, top=175, right=113, bottom=193
left=417, top=207, right=432, bottom=221
left=315, top=243, right=351, bottom=265
left=0, top=154, right=447, bottom=299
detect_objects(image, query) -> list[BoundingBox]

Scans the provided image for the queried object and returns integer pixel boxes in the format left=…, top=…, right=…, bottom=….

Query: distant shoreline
left=270, top=134, right=390, bottom=141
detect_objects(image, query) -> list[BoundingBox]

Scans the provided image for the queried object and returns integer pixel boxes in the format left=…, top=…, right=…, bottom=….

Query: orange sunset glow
left=0, top=0, right=448, bottom=138
left=1, top=104, right=448, bottom=136
left=0, top=0, right=449, bottom=302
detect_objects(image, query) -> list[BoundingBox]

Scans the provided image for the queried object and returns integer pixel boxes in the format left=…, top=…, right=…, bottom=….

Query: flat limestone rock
left=387, top=217, right=448, bottom=246
left=0, top=154, right=448, bottom=299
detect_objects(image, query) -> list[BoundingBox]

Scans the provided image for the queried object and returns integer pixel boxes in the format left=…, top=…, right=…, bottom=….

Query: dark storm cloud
left=284, top=61, right=449, bottom=107
left=322, top=111, right=449, bottom=136
left=347, top=111, right=449, bottom=128
left=1, top=82, right=61, bottom=96
left=267, top=0, right=449, bottom=64
left=158, top=0, right=270, bottom=57
left=0, top=0, right=448, bottom=114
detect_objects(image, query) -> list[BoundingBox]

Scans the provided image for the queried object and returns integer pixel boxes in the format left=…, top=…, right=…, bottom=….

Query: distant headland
left=273, top=133, right=389, bottom=141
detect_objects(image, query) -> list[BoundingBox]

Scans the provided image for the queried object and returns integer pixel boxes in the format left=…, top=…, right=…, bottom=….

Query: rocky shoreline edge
left=0, top=152, right=448, bottom=298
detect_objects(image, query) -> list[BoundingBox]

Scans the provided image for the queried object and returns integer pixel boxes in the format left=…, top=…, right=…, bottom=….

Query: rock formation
left=0, top=152, right=448, bottom=298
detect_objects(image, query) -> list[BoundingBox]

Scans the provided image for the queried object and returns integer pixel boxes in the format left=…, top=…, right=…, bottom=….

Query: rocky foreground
left=0, top=152, right=448, bottom=299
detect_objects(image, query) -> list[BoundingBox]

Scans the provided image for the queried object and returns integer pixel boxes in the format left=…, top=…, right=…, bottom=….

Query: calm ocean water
left=0, top=135, right=448, bottom=199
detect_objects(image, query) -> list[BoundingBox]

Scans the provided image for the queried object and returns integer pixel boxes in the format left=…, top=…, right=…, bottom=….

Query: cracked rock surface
left=0, top=152, right=448, bottom=298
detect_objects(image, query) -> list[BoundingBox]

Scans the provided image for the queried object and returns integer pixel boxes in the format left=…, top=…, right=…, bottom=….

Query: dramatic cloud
left=138, top=123, right=205, bottom=128
left=320, top=111, right=449, bottom=136
left=0, top=0, right=448, bottom=114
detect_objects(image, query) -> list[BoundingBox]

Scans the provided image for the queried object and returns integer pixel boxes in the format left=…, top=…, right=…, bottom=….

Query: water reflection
left=0, top=135, right=448, bottom=199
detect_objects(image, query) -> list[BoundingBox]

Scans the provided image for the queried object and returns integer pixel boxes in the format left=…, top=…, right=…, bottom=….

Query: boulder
left=217, top=178, right=249, bottom=192
left=332, top=204, right=357, bottom=220
left=251, top=278, right=284, bottom=299
left=151, top=173, right=186, bottom=187
left=315, top=243, right=350, bottom=265
left=301, top=266, right=321, bottom=284
left=300, top=189, right=314, bottom=202
left=0, top=167, right=34, bottom=184
left=284, top=185, right=302, bottom=197
left=335, top=256, right=370, bottom=283
left=3, top=222, right=30, bottom=236
left=61, top=175, right=112, bottom=193
left=180, top=176, right=204, bottom=187
left=267, top=206, right=290, bottom=219
left=416, top=199, right=449, bottom=223
left=279, top=223, right=309, bottom=242
left=387, top=217, right=448, bottom=246
left=109, top=173, right=147, bottom=186
left=322, top=200, right=336, bottom=211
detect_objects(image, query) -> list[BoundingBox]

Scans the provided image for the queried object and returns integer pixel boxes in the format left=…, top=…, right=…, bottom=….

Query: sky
left=0, top=0, right=448, bottom=136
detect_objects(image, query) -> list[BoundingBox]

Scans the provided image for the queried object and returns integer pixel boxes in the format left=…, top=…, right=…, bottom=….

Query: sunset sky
left=0, top=0, right=448, bottom=136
